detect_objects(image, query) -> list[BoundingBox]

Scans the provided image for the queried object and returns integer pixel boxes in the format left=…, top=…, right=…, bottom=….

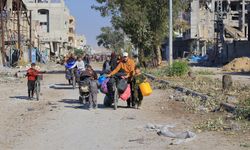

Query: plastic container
left=139, top=82, right=152, bottom=96
left=100, top=78, right=110, bottom=94
left=120, top=84, right=131, bottom=101
left=98, top=75, right=107, bottom=85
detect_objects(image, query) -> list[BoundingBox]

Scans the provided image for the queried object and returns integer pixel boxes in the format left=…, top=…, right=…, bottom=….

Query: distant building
left=75, top=35, right=86, bottom=50
left=68, top=15, right=75, bottom=50
left=23, top=0, right=70, bottom=60
left=165, top=0, right=250, bottom=63
left=0, top=0, right=35, bottom=66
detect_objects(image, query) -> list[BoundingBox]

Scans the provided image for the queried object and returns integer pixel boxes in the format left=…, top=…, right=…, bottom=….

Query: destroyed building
left=171, top=0, right=250, bottom=64
left=0, top=0, right=37, bottom=66
left=23, top=0, right=71, bottom=61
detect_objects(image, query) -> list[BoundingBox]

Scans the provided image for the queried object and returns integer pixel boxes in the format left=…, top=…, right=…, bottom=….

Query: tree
left=93, top=0, right=191, bottom=66
left=96, top=26, right=125, bottom=52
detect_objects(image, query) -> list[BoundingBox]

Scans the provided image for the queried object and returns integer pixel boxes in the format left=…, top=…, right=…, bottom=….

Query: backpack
left=117, top=79, right=128, bottom=94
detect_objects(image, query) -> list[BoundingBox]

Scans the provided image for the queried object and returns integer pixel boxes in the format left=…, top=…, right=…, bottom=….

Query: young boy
left=132, top=65, right=146, bottom=109
left=85, top=65, right=98, bottom=110
left=27, top=63, right=39, bottom=99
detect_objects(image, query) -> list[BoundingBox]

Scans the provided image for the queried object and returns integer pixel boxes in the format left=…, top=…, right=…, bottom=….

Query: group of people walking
left=64, top=53, right=99, bottom=110
left=103, top=52, right=146, bottom=109
left=26, top=51, right=147, bottom=110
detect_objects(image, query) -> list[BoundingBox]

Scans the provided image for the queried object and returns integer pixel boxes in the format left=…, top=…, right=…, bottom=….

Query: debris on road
left=145, top=123, right=196, bottom=145
left=27, top=108, right=35, bottom=111
left=121, top=116, right=136, bottom=120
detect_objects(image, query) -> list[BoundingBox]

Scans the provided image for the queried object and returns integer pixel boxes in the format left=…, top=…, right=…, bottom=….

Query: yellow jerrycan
left=139, top=82, right=152, bottom=96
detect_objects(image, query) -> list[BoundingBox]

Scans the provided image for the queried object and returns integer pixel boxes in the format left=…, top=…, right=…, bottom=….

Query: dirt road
left=0, top=65, right=249, bottom=150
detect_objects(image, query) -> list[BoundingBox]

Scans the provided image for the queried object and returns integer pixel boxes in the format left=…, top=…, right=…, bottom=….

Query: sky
left=64, top=0, right=111, bottom=47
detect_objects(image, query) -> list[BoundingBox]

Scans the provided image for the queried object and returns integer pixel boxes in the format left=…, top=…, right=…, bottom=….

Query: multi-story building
left=0, top=0, right=36, bottom=66
left=75, top=34, right=86, bottom=50
left=23, top=0, right=70, bottom=60
left=169, top=0, right=250, bottom=63
left=68, top=15, right=75, bottom=50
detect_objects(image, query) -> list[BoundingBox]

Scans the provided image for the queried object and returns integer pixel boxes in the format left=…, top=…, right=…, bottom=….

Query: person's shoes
left=88, top=105, right=94, bottom=110
left=28, top=97, right=31, bottom=100
left=126, top=105, right=131, bottom=108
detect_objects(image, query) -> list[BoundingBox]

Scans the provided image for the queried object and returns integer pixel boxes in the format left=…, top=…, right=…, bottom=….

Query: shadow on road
left=45, top=70, right=65, bottom=74
left=9, top=96, right=30, bottom=100
left=43, top=69, right=102, bottom=75
left=223, top=72, right=250, bottom=77
left=54, top=83, right=73, bottom=86
left=59, top=99, right=129, bottom=110
left=49, top=84, right=76, bottom=90
left=59, top=99, right=88, bottom=110
left=97, top=104, right=129, bottom=109
left=59, top=99, right=120, bottom=110
left=59, top=99, right=80, bottom=104
left=64, top=105, right=91, bottom=110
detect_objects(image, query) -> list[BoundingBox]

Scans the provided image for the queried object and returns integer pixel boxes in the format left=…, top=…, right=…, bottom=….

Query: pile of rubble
left=223, top=57, right=250, bottom=72
left=0, top=67, right=21, bottom=84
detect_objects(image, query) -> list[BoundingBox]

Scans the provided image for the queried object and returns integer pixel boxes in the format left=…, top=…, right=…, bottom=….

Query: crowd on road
left=26, top=51, right=152, bottom=110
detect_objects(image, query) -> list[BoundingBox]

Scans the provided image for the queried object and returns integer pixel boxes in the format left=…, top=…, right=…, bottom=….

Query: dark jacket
left=102, top=60, right=111, bottom=73
left=110, top=55, right=118, bottom=71
left=82, top=68, right=97, bottom=80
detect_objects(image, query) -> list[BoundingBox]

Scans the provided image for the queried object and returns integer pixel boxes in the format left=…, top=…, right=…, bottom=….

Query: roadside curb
left=144, top=73, right=209, bottom=100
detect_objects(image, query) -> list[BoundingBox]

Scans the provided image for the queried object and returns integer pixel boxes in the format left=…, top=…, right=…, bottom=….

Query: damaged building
left=0, top=0, right=86, bottom=67
left=0, top=0, right=37, bottom=66
left=23, top=0, right=70, bottom=61
left=172, top=0, right=250, bottom=64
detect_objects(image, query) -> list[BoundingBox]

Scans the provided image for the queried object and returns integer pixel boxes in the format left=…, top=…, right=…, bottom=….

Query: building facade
left=169, top=0, right=250, bottom=63
left=75, top=34, right=86, bottom=50
left=0, top=0, right=36, bottom=66
left=68, top=15, right=75, bottom=50
left=23, top=0, right=70, bottom=60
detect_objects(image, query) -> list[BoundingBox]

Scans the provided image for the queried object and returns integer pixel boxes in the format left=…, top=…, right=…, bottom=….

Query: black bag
left=117, top=79, right=128, bottom=94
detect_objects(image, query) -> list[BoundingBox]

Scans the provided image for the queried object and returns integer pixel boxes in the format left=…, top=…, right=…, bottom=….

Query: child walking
left=132, top=65, right=146, bottom=109
left=85, top=65, right=98, bottom=110
left=26, top=63, right=39, bottom=100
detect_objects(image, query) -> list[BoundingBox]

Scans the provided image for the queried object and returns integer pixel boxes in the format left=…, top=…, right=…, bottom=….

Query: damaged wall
left=0, top=0, right=33, bottom=66
left=223, top=41, right=250, bottom=63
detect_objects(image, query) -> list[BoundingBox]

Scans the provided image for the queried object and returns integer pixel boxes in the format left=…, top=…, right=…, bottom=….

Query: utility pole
left=0, top=0, right=5, bottom=66
left=168, top=0, right=173, bottom=65
left=17, top=0, right=21, bottom=60
left=242, top=0, right=246, bottom=35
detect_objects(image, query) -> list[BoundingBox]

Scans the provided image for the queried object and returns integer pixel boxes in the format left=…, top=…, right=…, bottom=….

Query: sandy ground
left=0, top=64, right=249, bottom=150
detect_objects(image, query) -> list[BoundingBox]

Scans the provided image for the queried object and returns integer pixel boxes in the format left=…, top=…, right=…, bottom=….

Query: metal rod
left=242, top=0, right=246, bottom=34
left=169, top=0, right=173, bottom=65
left=0, top=0, right=5, bottom=66
left=29, top=10, right=32, bottom=62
